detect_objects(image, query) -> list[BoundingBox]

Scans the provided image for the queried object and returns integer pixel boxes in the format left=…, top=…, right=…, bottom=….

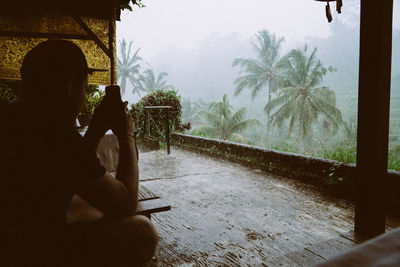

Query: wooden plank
left=284, top=248, right=325, bottom=267
left=136, top=198, right=171, bottom=216
left=340, top=230, right=371, bottom=244
left=304, top=236, right=356, bottom=261
left=317, top=228, right=400, bottom=266
left=138, top=184, right=158, bottom=201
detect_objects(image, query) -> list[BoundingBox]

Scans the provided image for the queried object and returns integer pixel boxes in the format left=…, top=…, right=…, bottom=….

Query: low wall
left=172, top=133, right=400, bottom=213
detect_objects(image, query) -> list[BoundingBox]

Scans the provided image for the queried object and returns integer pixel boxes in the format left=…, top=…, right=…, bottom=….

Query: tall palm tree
left=232, top=30, right=285, bottom=134
left=265, top=45, right=342, bottom=140
left=197, top=94, right=260, bottom=141
left=117, top=39, right=142, bottom=95
left=134, top=67, right=174, bottom=93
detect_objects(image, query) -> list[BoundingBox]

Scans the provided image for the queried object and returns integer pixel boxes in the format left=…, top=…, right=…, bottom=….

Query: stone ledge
left=172, top=133, right=400, bottom=215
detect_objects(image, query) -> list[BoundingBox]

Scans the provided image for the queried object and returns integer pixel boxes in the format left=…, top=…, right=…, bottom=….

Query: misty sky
left=117, top=0, right=399, bottom=58
left=118, top=0, right=337, bottom=60
left=116, top=0, right=400, bottom=103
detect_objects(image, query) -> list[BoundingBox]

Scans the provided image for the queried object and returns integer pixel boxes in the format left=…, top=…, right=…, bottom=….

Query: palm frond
left=264, top=88, right=298, bottom=114
left=230, top=119, right=260, bottom=134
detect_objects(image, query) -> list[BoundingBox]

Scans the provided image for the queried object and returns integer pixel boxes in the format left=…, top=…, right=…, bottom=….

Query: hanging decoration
left=315, top=0, right=343, bottom=23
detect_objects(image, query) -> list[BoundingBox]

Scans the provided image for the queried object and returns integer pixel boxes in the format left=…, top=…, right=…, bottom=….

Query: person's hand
left=88, top=99, right=110, bottom=138
left=109, top=101, right=135, bottom=138
left=87, top=85, right=135, bottom=139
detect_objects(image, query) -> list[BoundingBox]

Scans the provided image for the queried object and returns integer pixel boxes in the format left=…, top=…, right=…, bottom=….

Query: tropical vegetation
left=265, top=45, right=342, bottom=140
left=117, top=38, right=142, bottom=96
left=78, top=85, right=104, bottom=126
left=232, top=30, right=284, bottom=134
left=194, top=94, right=260, bottom=142
left=130, top=89, right=184, bottom=142
left=181, top=97, right=208, bottom=125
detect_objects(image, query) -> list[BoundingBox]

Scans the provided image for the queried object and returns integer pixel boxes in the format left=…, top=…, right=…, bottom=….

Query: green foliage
left=181, top=97, right=208, bottom=125
left=117, top=39, right=142, bottom=96
left=269, top=142, right=299, bottom=154
left=0, top=80, right=22, bottom=104
left=232, top=30, right=284, bottom=100
left=190, top=129, right=209, bottom=138
left=388, top=150, right=400, bottom=172
left=320, top=145, right=400, bottom=171
left=342, top=118, right=357, bottom=144
left=265, top=45, right=342, bottom=140
left=232, top=30, right=285, bottom=134
left=130, top=89, right=183, bottom=143
left=196, top=94, right=260, bottom=141
left=78, top=85, right=104, bottom=126
left=119, top=0, right=145, bottom=10
left=321, top=145, right=357, bottom=164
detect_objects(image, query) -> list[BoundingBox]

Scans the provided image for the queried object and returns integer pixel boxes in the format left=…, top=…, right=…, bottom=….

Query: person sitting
left=0, top=40, right=157, bottom=266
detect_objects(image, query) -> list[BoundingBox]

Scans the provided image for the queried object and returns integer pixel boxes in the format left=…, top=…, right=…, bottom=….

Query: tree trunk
left=266, top=80, right=272, bottom=137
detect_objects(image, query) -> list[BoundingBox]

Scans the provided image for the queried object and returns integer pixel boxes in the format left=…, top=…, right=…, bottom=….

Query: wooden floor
left=138, top=148, right=400, bottom=267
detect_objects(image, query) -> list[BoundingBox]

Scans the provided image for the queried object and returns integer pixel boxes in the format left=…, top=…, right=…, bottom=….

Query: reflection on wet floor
left=138, top=148, right=398, bottom=266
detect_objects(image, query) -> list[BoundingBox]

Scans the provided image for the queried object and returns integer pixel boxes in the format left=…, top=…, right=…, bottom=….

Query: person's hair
left=20, top=40, right=90, bottom=103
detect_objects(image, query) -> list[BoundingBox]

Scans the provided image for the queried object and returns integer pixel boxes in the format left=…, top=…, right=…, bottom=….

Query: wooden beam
left=355, top=0, right=393, bottom=237
left=0, top=30, right=91, bottom=40
left=72, top=15, right=111, bottom=57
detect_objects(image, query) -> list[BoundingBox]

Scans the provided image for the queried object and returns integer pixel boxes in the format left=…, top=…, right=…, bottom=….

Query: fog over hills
left=117, top=0, right=400, bottom=112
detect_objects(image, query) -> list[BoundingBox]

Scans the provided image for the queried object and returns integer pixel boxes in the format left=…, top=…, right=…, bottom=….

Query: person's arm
left=114, top=117, right=139, bottom=213
left=79, top=92, right=138, bottom=216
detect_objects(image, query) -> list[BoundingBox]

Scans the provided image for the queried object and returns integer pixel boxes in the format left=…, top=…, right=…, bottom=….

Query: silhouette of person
left=0, top=40, right=157, bottom=266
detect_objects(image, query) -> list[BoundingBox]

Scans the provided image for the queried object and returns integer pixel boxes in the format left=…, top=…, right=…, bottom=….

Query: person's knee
left=118, top=215, right=158, bottom=264
left=128, top=215, right=158, bottom=253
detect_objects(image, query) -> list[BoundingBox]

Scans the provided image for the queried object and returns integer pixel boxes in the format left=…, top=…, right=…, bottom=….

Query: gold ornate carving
left=0, top=13, right=116, bottom=85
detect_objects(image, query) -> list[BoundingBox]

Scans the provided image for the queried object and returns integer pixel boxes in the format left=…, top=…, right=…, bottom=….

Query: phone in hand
left=105, top=85, right=122, bottom=103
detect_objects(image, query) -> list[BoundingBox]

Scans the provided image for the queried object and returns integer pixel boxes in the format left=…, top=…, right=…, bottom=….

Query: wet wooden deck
left=139, top=148, right=400, bottom=266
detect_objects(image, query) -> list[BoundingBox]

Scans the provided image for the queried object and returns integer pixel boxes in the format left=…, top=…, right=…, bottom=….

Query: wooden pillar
left=355, top=0, right=393, bottom=237
left=166, top=109, right=170, bottom=154
left=109, top=8, right=116, bottom=85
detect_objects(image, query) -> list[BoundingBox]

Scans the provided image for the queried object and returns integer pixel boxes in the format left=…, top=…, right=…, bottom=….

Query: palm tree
left=265, top=45, right=342, bottom=140
left=232, top=30, right=285, bottom=134
left=197, top=94, right=260, bottom=141
left=134, top=67, right=174, bottom=93
left=181, top=97, right=207, bottom=125
left=343, top=118, right=357, bottom=144
left=117, top=39, right=142, bottom=95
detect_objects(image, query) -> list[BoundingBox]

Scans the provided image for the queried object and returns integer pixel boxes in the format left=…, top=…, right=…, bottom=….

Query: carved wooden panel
left=0, top=13, right=116, bottom=85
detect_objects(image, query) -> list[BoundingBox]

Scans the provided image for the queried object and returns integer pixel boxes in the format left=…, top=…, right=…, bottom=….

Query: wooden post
left=109, top=8, right=116, bottom=85
left=143, top=109, right=149, bottom=138
left=166, top=109, right=170, bottom=154
left=355, top=0, right=393, bottom=237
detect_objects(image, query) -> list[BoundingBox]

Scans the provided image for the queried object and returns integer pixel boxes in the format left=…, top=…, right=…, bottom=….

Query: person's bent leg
left=64, top=215, right=158, bottom=267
